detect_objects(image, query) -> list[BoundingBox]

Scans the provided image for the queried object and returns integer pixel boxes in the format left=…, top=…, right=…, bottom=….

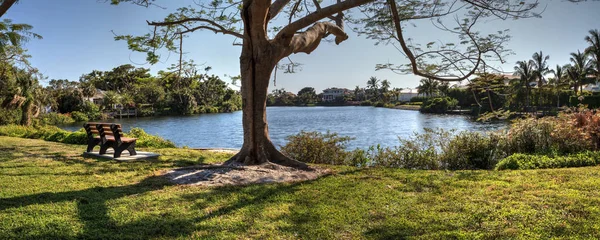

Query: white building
left=582, top=83, right=600, bottom=92
left=397, top=88, right=421, bottom=102
left=322, top=88, right=350, bottom=102
left=85, top=89, right=105, bottom=105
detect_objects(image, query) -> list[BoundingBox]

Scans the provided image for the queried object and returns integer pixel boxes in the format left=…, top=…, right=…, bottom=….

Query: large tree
left=111, top=0, right=547, bottom=167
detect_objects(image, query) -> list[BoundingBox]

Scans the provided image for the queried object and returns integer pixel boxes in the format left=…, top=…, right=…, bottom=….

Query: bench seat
left=84, top=123, right=137, bottom=158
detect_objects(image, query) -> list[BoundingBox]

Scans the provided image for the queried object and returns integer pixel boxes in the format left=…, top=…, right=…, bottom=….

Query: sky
left=4, top=0, right=600, bottom=93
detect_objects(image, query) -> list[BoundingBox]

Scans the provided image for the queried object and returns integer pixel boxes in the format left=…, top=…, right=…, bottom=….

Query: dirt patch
left=163, top=163, right=330, bottom=187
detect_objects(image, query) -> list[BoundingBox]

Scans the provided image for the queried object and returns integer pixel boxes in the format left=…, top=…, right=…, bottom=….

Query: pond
left=60, top=107, right=507, bottom=149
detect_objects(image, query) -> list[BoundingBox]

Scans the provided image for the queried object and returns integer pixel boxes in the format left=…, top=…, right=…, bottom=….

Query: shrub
left=198, top=106, right=220, bottom=114
left=374, top=102, right=385, bottom=107
left=410, top=96, right=428, bottom=102
left=569, top=94, right=600, bottom=108
left=383, top=103, right=395, bottom=108
left=0, top=124, right=175, bottom=149
left=79, top=101, right=102, bottom=120
left=70, top=111, right=89, bottom=122
left=0, top=124, right=87, bottom=144
left=376, top=129, right=449, bottom=169
left=281, top=131, right=353, bottom=165
left=127, top=127, right=176, bottom=148
left=0, top=108, right=21, bottom=125
left=505, top=116, right=593, bottom=155
left=496, top=151, right=600, bottom=170
left=420, top=97, right=458, bottom=113
left=441, top=131, right=505, bottom=170
left=36, top=112, right=75, bottom=125
left=360, top=100, right=372, bottom=106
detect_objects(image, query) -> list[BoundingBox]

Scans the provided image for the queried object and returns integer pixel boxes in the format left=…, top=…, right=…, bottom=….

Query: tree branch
left=268, top=0, right=293, bottom=20
left=275, top=0, right=374, bottom=41
left=147, top=18, right=244, bottom=39
left=0, top=0, right=17, bottom=18
left=279, top=21, right=348, bottom=58
left=387, top=0, right=481, bottom=82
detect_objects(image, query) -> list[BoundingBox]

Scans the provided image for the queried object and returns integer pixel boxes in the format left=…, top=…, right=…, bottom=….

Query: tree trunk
left=225, top=2, right=307, bottom=169
left=20, top=97, right=33, bottom=126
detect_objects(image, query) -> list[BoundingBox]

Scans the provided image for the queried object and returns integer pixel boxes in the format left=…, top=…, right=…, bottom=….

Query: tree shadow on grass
left=0, top=168, right=354, bottom=239
left=0, top=175, right=197, bottom=239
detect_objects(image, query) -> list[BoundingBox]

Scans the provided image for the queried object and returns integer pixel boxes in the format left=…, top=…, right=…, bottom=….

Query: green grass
left=2, top=136, right=600, bottom=239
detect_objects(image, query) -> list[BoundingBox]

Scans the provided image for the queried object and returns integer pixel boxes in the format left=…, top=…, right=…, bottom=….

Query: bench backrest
left=83, top=122, right=123, bottom=139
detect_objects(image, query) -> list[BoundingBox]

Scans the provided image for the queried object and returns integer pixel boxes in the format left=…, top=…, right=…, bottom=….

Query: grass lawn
left=2, top=136, right=600, bottom=239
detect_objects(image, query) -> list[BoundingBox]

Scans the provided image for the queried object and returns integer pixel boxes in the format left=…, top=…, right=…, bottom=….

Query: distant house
left=85, top=89, right=105, bottom=105
left=582, top=83, right=600, bottom=92
left=322, top=88, right=351, bottom=102
left=397, top=88, right=421, bottom=102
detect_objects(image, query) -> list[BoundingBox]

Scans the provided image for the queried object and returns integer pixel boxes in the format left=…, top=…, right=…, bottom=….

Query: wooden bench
left=84, top=122, right=137, bottom=158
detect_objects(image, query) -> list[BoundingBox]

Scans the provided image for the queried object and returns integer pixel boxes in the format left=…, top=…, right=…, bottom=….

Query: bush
left=420, top=97, right=458, bottom=113
left=0, top=124, right=175, bottom=149
left=569, top=94, right=600, bottom=108
left=79, top=101, right=102, bottom=120
left=127, top=128, right=176, bottom=148
left=70, top=111, right=89, bottom=122
left=0, top=124, right=86, bottom=144
left=375, top=129, right=449, bottom=169
left=496, top=151, right=600, bottom=170
left=281, top=131, right=353, bottom=165
left=383, top=103, right=395, bottom=108
left=505, top=115, right=593, bottom=155
left=441, top=131, right=505, bottom=170
left=410, top=96, right=428, bottom=102
left=374, top=102, right=384, bottom=107
left=198, top=105, right=220, bottom=114
left=359, top=100, right=372, bottom=106
left=36, top=112, right=75, bottom=125
left=0, top=108, right=21, bottom=125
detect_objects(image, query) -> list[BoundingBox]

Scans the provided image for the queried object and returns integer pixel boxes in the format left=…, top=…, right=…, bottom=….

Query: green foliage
left=169, top=90, right=197, bottom=115
left=0, top=124, right=175, bottom=148
left=570, top=94, right=600, bottom=108
left=420, top=97, right=458, bottom=113
left=441, top=131, right=505, bottom=170
left=70, top=111, right=89, bottom=122
left=0, top=124, right=85, bottom=144
left=198, top=105, right=220, bottom=114
left=127, top=127, right=176, bottom=148
left=409, top=96, right=428, bottom=102
left=505, top=115, right=593, bottom=155
left=79, top=101, right=102, bottom=120
left=374, top=101, right=384, bottom=107
left=35, top=112, right=75, bottom=125
left=496, top=151, right=600, bottom=170
left=359, top=100, right=372, bottom=106
left=0, top=108, right=20, bottom=125
left=281, top=131, right=353, bottom=165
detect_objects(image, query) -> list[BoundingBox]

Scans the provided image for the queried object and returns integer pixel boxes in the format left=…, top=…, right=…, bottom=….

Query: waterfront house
left=322, top=87, right=351, bottom=102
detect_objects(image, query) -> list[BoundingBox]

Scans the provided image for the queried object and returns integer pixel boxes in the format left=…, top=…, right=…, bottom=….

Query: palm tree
left=585, top=29, right=600, bottom=82
left=530, top=51, right=550, bottom=106
left=353, top=85, right=361, bottom=101
left=549, top=64, right=567, bottom=107
left=568, top=50, right=593, bottom=93
left=513, top=60, right=536, bottom=111
left=531, top=51, right=550, bottom=87
left=366, top=76, right=380, bottom=100
left=417, top=78, right=438, bottom=98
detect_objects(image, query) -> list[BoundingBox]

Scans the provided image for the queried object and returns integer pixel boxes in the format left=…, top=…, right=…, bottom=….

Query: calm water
left=61, top=107, right=506, bottom=149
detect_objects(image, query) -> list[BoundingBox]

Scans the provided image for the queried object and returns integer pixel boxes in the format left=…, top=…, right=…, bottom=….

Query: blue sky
left=5, top=0, right=600, bottom=93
